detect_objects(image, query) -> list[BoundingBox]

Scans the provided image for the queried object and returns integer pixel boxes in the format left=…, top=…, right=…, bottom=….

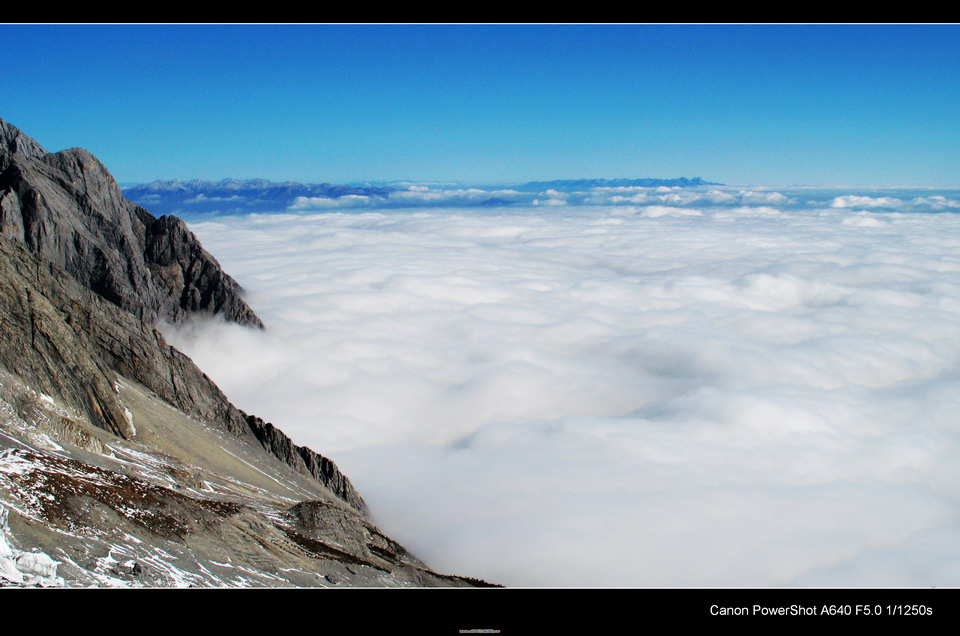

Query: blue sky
left=2, top=24, right=958, bottom=187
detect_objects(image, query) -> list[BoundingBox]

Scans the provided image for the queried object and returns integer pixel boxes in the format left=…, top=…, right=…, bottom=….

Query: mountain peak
left=0, top=118, right=47, bottom=164
left=0, top=117, right=262, bottom=328
left=0, top=116, right=490, bottom=587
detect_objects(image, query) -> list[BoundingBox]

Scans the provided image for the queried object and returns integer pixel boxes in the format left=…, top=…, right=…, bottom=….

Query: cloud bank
left=286, top=183, right=960, bottom=214
left=162, top=191, right=960, bottom=586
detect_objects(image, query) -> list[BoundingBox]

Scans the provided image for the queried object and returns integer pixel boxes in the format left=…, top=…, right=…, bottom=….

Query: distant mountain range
left=122, top=177, right=722, bottom=215
left=516, top=177, right=721, bottom=191
left=123, top=179, right=395, bottom=214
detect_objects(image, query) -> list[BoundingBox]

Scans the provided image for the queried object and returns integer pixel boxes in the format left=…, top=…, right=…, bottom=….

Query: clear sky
left=2, top=24, right=958, bottom=187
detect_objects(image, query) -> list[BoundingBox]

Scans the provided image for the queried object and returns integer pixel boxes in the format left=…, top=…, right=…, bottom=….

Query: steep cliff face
left=0, top=117, right=355, bottom=499
left=0, top=118, right=262, bottom=328
left=0, top=117, right=489, bottom=587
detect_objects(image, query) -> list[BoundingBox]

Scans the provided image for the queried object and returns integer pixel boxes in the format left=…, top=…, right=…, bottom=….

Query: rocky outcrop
left=0, top=221, right=365, bottom=502
left=246, top=414, right=367, bottom=513
left=0, top=118, right=261, bottom=328
left=0, top=117, right=361, bottom=493
left=0, top=236, right=135, bottom=438
left=0, top=117, right=488, bottom=587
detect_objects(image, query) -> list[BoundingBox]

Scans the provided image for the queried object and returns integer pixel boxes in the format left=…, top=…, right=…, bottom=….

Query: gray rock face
left=0, top=117, right=360, bottom=503
left=0, top=235, right=136, bottom=439
left=246, top=414, right=366, bottom=512
left=0, top=235, right=363, bottom=507
left=0, top=120, right=47, bottom=162
left=0, top=118, right=489, bottom=587
left=0, top=117, right=261, bottom=328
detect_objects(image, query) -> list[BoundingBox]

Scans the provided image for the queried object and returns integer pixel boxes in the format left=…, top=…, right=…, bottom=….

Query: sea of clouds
left=286, top=183, right=960, bottom=214
left=163, top=185, right=960, bottom=586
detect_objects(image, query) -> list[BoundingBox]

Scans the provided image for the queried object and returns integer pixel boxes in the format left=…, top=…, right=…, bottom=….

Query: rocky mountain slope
left=0, top=117, right=492, bottom=587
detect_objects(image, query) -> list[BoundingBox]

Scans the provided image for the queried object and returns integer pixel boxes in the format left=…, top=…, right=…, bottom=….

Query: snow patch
left=0, top=505, right=64, bottom=587
left=123, top=407, right=136, bottom=436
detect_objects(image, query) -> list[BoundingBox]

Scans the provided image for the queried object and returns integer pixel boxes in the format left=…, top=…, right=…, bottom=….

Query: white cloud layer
left=288, top=185, right=535, bottom=211
left=163, top=192, right=960, bottom=587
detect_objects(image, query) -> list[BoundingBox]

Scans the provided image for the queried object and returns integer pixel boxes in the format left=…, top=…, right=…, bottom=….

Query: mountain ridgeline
left=516, top=177, right=721, bottom=191
left=123, top=178, right=396, bottom=215
left=0, top=127, right=263, bottom=328
left=0, top=117, right=493, bottom=587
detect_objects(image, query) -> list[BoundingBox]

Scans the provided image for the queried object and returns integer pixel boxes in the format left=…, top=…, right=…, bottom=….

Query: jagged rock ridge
left=0, top=232, right=365, bottom=510
left=0, top=117, right=358, bottom=502
left=0, top=118, right=261, bottom=328
left=0, top=117, right=490, bottom=587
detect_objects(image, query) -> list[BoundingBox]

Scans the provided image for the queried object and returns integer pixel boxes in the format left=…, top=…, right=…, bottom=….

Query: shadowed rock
left=0, top=117, right=360, bottom=509
left=0, top=116, right=494, bottom=587
left=0, top=117, right=261, bottom=328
